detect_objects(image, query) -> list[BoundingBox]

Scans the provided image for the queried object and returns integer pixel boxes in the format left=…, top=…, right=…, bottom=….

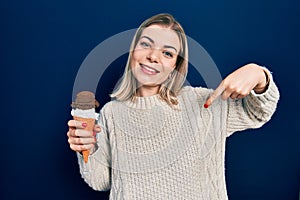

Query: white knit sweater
left=77, top=75, right=279, bottom=200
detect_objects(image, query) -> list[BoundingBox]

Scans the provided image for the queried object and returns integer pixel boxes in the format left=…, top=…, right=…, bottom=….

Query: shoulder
left=99, top=100, right=119, bottom=116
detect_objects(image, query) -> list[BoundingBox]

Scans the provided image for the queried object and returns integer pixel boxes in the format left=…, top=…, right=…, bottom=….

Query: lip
left=140, top=64, right=160, bottom=75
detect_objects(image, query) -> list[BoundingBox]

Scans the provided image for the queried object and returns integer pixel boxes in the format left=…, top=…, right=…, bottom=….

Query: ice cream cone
left=71, top=91, right=98, bottom=163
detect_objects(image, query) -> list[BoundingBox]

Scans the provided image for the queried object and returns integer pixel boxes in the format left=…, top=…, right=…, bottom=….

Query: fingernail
left=93, top=131, right=96, bottom=136
left=82, top=123, right=87, bottom=128
left=204, top=104, right=209, bottom=108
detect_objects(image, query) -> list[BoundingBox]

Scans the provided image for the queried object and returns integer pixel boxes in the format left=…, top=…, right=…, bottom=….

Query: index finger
left=67, top=120, right=85, bottom=129
left=204, top=83, right=225, bottom=108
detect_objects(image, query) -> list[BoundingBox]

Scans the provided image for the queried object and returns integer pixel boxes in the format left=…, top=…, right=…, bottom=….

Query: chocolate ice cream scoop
left=71, top=91, right=97, bottom=110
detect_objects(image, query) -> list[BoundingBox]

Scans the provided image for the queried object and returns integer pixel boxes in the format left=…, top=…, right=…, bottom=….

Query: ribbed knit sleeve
left=77, top=104, right=112, bottom=191
left=226, top=71, right=280, bottom=136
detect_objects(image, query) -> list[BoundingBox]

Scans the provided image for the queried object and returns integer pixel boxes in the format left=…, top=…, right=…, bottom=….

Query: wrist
left=253, top=67, right=270, bottom=94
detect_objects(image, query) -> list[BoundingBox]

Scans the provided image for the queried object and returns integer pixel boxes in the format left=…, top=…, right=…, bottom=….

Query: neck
left=136, top=85, right=160, bottom=97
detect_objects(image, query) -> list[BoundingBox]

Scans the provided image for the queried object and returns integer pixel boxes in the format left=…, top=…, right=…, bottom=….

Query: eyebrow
left=140, top=36, right=178, bottom=53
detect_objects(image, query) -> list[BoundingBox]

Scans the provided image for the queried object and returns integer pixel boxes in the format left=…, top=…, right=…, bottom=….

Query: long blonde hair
left=110, top=13, right=188, bottom=106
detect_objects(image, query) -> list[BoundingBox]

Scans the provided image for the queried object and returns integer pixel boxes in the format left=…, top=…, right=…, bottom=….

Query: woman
left=67, top=13, right=279, bottom=199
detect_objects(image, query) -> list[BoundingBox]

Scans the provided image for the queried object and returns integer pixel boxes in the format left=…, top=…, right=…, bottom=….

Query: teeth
left=142, top=65, right=159, bottom=73
left=144, top=66, right=156, bottom=72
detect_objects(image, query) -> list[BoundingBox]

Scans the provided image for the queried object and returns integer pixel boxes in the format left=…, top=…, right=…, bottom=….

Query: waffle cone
left=73, top=116, right=95, bottom=163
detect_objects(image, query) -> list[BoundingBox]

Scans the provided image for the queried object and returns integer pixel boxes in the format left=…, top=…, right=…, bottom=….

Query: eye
left=163, top=51, right=173, bottom=58
left=140, top=41, right=151, bottom=48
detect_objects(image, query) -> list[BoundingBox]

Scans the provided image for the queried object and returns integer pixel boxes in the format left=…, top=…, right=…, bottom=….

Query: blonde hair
left=110, top=13, right=188, bottom=106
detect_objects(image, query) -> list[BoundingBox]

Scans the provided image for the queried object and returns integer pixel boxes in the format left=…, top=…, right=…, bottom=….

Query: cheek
left=164, top=59, right=177, bottom=71
left=131, top=52, right=137, bottom=63
left=131, top=49, right=144, bottom=62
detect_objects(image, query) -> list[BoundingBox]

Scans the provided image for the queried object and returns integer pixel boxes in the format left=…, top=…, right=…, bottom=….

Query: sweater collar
left=124, top=94, right=168, bottom=109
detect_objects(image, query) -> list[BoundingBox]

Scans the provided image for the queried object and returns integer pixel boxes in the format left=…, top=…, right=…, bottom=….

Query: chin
left=137, top=79, right=160, bottom=87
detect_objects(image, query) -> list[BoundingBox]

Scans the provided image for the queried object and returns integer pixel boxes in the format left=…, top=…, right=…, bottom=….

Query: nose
left=147, top=48, right=160, bottom=63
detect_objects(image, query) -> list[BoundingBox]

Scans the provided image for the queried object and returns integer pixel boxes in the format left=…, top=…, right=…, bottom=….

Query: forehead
left=140, top=24, right=181, bottom=50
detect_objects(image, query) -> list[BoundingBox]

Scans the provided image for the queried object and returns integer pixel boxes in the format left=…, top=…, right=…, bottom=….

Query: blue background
left=1, top=0, right=299, bottom=199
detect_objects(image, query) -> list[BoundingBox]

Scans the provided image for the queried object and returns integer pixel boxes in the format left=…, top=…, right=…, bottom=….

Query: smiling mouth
left=140, top=64, right=160, bottom=75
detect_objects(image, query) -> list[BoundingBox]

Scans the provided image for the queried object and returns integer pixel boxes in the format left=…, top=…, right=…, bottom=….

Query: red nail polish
left=204, top=104, right=209, bottom=108
left=82, top=123, right=87, bottom=128
left=93, top=131, right=96, bottom=136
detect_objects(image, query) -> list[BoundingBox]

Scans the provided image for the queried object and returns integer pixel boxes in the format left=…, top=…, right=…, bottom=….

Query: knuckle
left=221, top=92, right=229, bottom=100
left=87, top=144, right=94, bottom=150
left=222, top=80, right=229, bottom=88
left=75, top=120, right=81, bottom=127
left=235, top=88, right=242, bottom=93
left=240, top=90, right=249, bottom=96
left=77, top=137, right=83, bottom=144
left=210, top=93, right=217, bottom=99
left=70, top=144, right=76, bottom=151
left=80, top=145, right=86, bottom=151
left=74, top=130, right=79, bottom=137
left=210, top=92, right=218, bottom=100
left=85, top=144, right=91, bottom=150
left=69, top=128, right=75, bottom=135
left=228, top=85, right=236, bottom=91
left=67, top=138, right=72, bottom=144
